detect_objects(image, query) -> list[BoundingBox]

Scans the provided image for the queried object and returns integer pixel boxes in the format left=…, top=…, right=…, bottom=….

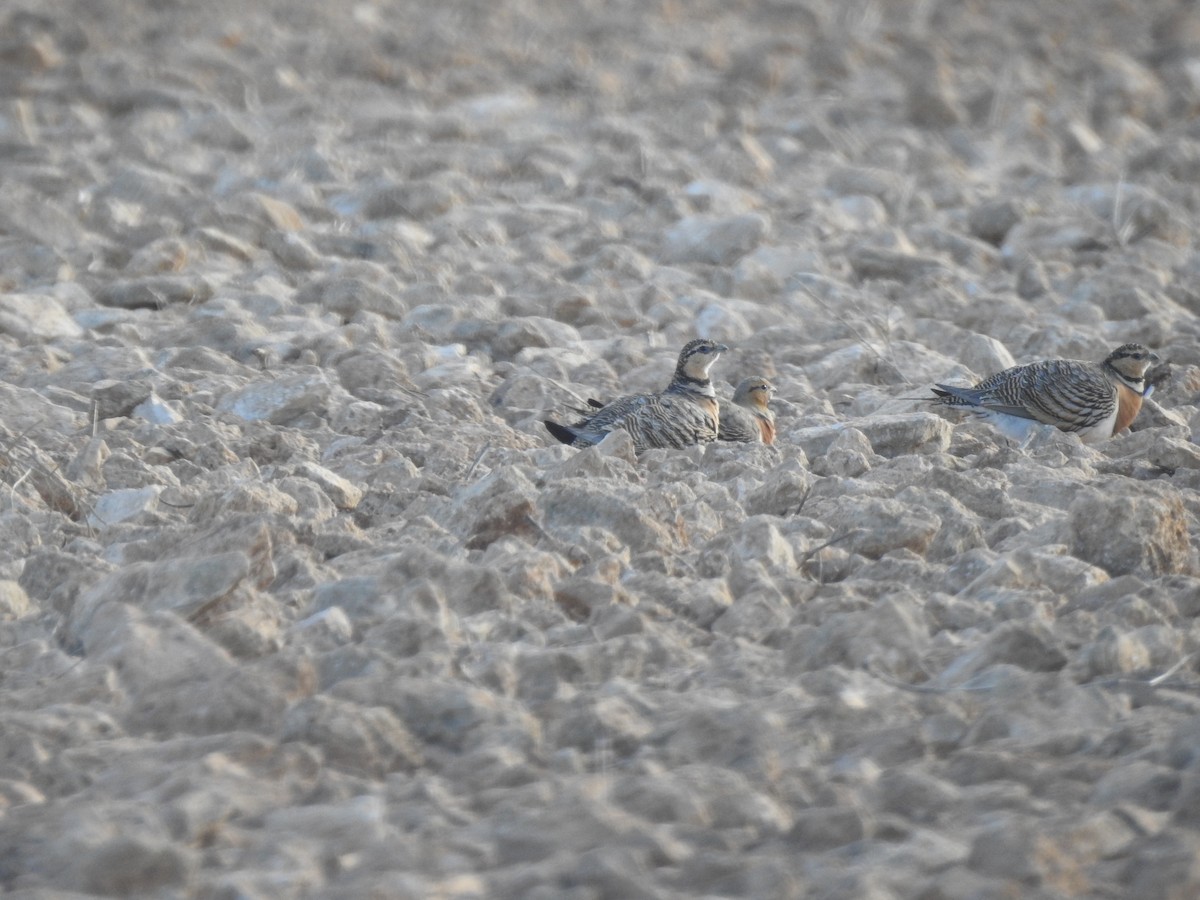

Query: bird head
left=678, top=339, right=729, bottom=380
left=733, top=376, right=776, bottom=410
left=1105, top=343, right=1161, bottom=382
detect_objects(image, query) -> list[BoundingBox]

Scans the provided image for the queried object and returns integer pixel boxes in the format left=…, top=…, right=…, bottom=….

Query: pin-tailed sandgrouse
left=931, top=343, right=1160, bottom=444
left=544, top=339, right=728, bottom=452
left=717, top=376, right=777, bottom=444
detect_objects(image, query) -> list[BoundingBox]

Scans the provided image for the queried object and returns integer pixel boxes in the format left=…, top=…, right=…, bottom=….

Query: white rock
left=88, top=486, right=162, bottom=528
left=294, top=461, right=364, bottom=510
left=1, top=383, right=83, bottom=433
left=0, top=293, right=83, bottom=341
left=661, top=214, right=768, bottom=266
left=216, top=371, right=332, bottom=423
left=854, top=412, right=954, bottom=457
left=1069, top=482, right=1192, bottom=577
left=0, top=580, right=31, bottom=619
left=734, top=245, right=823, bottom=284
left=683, top=179, right=759, bottom=214
left=289, top=605, right=354, bottom=647
left=958, top=333, right=1016, bottom=377
left=454, top=91, right=536, bottom=123
left=694, top=302, right=754, bottom=343
left=413, top=354, right=488, bottom=390
left=133, top=393, right=183, bottom=424
left=70, top=551, right=253, bottom=637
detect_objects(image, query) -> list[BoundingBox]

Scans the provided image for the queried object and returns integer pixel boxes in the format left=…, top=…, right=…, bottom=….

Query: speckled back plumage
left=544, top=339, right=728, bottom=452
left=931, top=343, right=1159, bottom=444
left=717, top=376, right=776, bottom=444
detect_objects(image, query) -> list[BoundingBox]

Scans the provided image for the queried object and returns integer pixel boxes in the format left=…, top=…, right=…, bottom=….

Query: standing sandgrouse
left=717, top=376, right=777, bottom=444
left=544, top=339, right=728, bottom=452
left=930, top=343, right=1160, bottom=444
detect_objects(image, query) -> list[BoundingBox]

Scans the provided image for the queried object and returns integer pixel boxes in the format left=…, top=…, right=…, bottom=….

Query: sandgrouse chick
left=717, top=376, right=777, bottom=444
left=930, top=343, right=1160, bottom=445
left=544, top=338, right=728, bottom=452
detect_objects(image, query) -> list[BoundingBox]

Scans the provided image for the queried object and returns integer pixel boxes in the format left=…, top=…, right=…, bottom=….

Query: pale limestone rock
left=294, top=274, right=407, bottom=319
left=1069, top=482, right=1192, bottom=577
left=0, top=580, right=31, bottom=619
left=0, top=293, right=83, bottom=342
left=852, top=412, right=953, bottom=457
left=661, top=214, right=767, bottom=266
left=70, top=551, right=253, bottom=640
left=88, top=485, right=162, bottom=528
left=95, top=275, right=213, bottom=309
left=281, top=696, right=424, bottom=776
left=294, top=461, right=363, bottom=510
left=216, top=370, right=333, bottom=424
left=133, top=392, right=183, bottom=424
left=0, top=383, right=82, bottom=433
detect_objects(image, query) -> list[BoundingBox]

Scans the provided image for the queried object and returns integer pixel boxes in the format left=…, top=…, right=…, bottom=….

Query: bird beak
left=1149, top=351, right=1162, bottom=363
left=715, top=343, right=730, bottom=353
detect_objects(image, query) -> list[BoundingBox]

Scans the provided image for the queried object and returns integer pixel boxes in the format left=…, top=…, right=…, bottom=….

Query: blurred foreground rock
left=0, top=0, right=1198, bottom=897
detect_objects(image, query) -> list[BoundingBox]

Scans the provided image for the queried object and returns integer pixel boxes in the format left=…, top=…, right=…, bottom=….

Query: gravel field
left=2, top=1, right=1200, bottom=897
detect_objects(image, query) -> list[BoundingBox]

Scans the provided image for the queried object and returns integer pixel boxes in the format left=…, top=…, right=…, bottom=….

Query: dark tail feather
left=896, top=389, right=952, bottom=401
left=543, top=420, right=578, bottom=445
left=902, top=386, right=955, bottom=403
left=565, top=397, right=606, bottom=416
left=930, top=384, right=980, bottom=405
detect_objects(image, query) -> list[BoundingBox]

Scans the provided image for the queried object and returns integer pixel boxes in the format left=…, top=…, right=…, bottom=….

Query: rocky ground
left=2, top=0, right=1200, bottom=896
